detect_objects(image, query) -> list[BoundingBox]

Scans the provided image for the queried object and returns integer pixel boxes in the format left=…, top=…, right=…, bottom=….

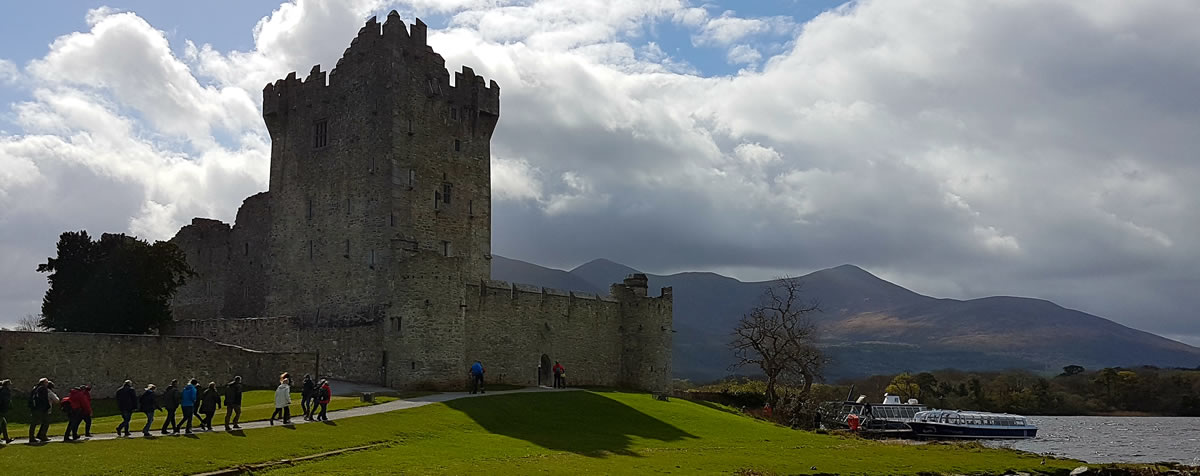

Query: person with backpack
left=28, top=378, right=57, bottom=443
left=270, top=374, right=292, bottom=425
left=114, top=380, right=137, bottom=437
left=470, top=361, right=486, bottom=394
left=224, top=376, right=243, bottom=431
left=553, top=361, right=566, bottom=388
left=198, top=382, right=221, bottom=431
left=77, top=384, right=94, bottom=437
left=160, top=380, right=179, bottom=434
left=316, top=379, right=332, bottom=421
left=0, top=379, right=12, bottom=444
left=179, top=379, right=199, bottom=434
left=300, top=375, right=315, bottom=421
left=139, top=384, right=160, bottom=437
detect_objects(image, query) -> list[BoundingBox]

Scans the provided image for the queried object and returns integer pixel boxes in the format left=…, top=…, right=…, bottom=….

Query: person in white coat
left=269, top=373, right=292, bottom=425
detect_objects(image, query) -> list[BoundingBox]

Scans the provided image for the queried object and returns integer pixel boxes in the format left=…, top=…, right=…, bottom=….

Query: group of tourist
left=0, top=372, right=332, bottom=445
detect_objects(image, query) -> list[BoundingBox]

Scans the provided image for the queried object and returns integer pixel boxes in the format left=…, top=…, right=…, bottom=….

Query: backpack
left=28, top=386, right=38, bottom=410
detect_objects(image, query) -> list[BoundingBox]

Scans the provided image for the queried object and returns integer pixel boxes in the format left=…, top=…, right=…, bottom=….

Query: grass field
left=0, top=389, right=1105, bottom=475
left=4, top=389, right=397, bottom=439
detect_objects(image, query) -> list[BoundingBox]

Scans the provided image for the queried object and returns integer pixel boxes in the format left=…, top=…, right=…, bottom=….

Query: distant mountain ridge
left=493, top=256, right=1200, bottom=381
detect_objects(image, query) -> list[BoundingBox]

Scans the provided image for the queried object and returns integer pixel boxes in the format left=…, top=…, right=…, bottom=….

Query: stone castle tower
left=168, top=13, right=672, bottom=391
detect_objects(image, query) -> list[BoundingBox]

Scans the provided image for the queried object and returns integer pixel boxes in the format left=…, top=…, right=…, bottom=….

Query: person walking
left=27, top=378, right=57, bottom=443
left=270, top=374, right=292, bottom=425
left=316, top=379, right=331, bottom=421
left=160, top=380, right=179, bottom=434
left=470, top=361, right=486, bottom=394
left=179, top=379, right=199, bottom=434
left=139, top=384, right=159, bottom=437
left=224, top=376, right=243, bottom=431
left=199, top=382, right=221, bottom=431
left=0, top=379, right=12, bottom=444
left=553, top=361, right=566, bottom=388
left=114, top=380, right=137, bottom=437
left=63, top=385, right=86, bottom=441
left=77, top=384, right=94, bottom=437
left=300, top=375, right=315, bottom=421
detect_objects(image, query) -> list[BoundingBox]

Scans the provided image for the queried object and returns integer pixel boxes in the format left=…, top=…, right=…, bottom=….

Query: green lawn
left=5, top=390, right=396, bottom=439
left=0, top=390, right=1103, bottom=475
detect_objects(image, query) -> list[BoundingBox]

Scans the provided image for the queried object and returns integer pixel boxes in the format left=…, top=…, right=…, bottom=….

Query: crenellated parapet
left=262, top=11, right=499, bottom=139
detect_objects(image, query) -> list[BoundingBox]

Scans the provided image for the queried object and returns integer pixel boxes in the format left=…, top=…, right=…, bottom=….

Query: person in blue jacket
left=179, top=379, right=199, bottom=434
left=469, top=361, right=485, bottom=394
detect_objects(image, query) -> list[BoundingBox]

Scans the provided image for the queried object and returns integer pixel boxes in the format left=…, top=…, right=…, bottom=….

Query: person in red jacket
left=552, top=361, right=566, bottom=388
left=64, top=386, right=87, bottom=441
left=316, top=379, right=331, bottom=421
left=76, top=385, right=93, bottom=438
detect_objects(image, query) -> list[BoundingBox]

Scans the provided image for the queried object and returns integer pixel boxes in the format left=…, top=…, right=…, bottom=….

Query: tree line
left=831, top=366, right=1200, bottom=416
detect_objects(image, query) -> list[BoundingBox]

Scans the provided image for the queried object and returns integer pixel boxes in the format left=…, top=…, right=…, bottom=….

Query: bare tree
left=730, top=276, right=824, bottom=405
left=14, top=314, right=45, bottom=332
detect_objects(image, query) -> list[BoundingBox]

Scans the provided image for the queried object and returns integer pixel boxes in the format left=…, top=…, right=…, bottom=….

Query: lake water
left=983, top=415, right=1200, bottom=465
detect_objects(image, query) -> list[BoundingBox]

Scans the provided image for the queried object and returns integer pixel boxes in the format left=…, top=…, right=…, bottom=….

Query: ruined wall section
left=170, top=317, right=384, bottom=384
left=463, top=281, right=624, bottom=387
left=170, top=218, right=232, bottom=320
left=169, top=193, right=271, bottom=320
left=0, top=331, right=316, bottom=390
left=613, top=274, right=674, bottom=391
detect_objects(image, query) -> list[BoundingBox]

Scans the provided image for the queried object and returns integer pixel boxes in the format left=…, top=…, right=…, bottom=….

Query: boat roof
left=915, top=409, right=1028, bottom=418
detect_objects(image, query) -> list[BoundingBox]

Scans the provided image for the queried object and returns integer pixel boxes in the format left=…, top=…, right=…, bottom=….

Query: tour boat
left=826, top=393, right=927, bottom=434
left=907, top=409, right=1038, bottom=439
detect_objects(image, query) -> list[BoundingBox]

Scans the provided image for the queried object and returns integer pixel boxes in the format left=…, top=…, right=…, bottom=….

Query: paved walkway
left=10, top=386, right=577, bottom=446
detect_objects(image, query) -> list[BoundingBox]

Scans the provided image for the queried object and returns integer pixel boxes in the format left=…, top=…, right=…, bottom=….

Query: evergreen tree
left=37, top=231, right=194, bottom=333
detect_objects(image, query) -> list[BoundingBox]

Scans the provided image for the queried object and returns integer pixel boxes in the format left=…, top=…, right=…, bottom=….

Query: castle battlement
left=262, top=12, right=499, bottom=128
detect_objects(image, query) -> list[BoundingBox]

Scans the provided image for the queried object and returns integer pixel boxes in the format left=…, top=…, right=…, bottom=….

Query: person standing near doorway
left=553, top=361, right=566, bottom=388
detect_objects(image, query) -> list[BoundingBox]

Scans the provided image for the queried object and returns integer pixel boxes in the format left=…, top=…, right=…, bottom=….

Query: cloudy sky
left=2, top=0, right=1198, bottom=345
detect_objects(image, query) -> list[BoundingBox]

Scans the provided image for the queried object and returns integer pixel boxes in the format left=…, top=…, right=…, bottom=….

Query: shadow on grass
left=443, top=391, right=697, bottom=458
left=691, top=400, right=744, bottom=418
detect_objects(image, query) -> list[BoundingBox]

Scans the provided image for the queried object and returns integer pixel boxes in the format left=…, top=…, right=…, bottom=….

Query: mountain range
left=492, top=255, right=1200, bottom=381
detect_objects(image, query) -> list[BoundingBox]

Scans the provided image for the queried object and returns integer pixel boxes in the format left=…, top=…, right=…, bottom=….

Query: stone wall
left=0, top=331, right=315, bottom=390
left=462, top=277, right=673, bottom=391
left=168, top=317, right=385, bottom=384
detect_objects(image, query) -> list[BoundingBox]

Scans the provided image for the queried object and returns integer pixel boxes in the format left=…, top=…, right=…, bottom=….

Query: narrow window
left=411, top=361, right=416, bottom=370
left=442, top=183, right=452, bottom=204
left=468, top=200, right=473, bottom=216
left=454, top=139, right=461, bottom=152
left=407, top=119, right=413, bottom=134
left=389, top=212, right=395, bottom=227
left=369, top=249, right=375, bottom=269
left=344, top=239, right=350, bottom=258
left=306, top=199, right=313, bottom=220
left=369, top=156, right=375, bottom=173
left=408, top=169, right=416, bottom=189
left=244, top=243, right=249, bottom=256
left=346, top=198, right=351, bottom=216
left=451, top=107, right=458, bottom=120
left=313, top=120, right=328, bottom=148
left=397, top=316, right=401, bottom=332
left=442, top=241, right=451, bottom=257
left=308, top=240, right=313, bottom=259
left=433, top=191, right=440, bottom=210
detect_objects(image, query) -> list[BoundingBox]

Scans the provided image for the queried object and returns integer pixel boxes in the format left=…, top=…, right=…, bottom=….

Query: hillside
left=495, top=257, right=1200, bottom=381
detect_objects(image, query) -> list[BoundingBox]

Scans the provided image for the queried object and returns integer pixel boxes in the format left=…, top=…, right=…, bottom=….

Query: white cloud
left=0, top=59, right=18, bottom=84
left=726, top=44, right=761, bottom=65
left=694, top=11, right=798, bottom=46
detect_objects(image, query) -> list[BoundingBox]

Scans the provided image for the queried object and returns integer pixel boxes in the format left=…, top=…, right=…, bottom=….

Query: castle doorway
left=539, top=354, right=552, bottom=387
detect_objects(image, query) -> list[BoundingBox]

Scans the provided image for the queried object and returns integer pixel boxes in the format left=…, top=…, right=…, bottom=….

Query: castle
left=163, top=13, right=673, bottom=391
